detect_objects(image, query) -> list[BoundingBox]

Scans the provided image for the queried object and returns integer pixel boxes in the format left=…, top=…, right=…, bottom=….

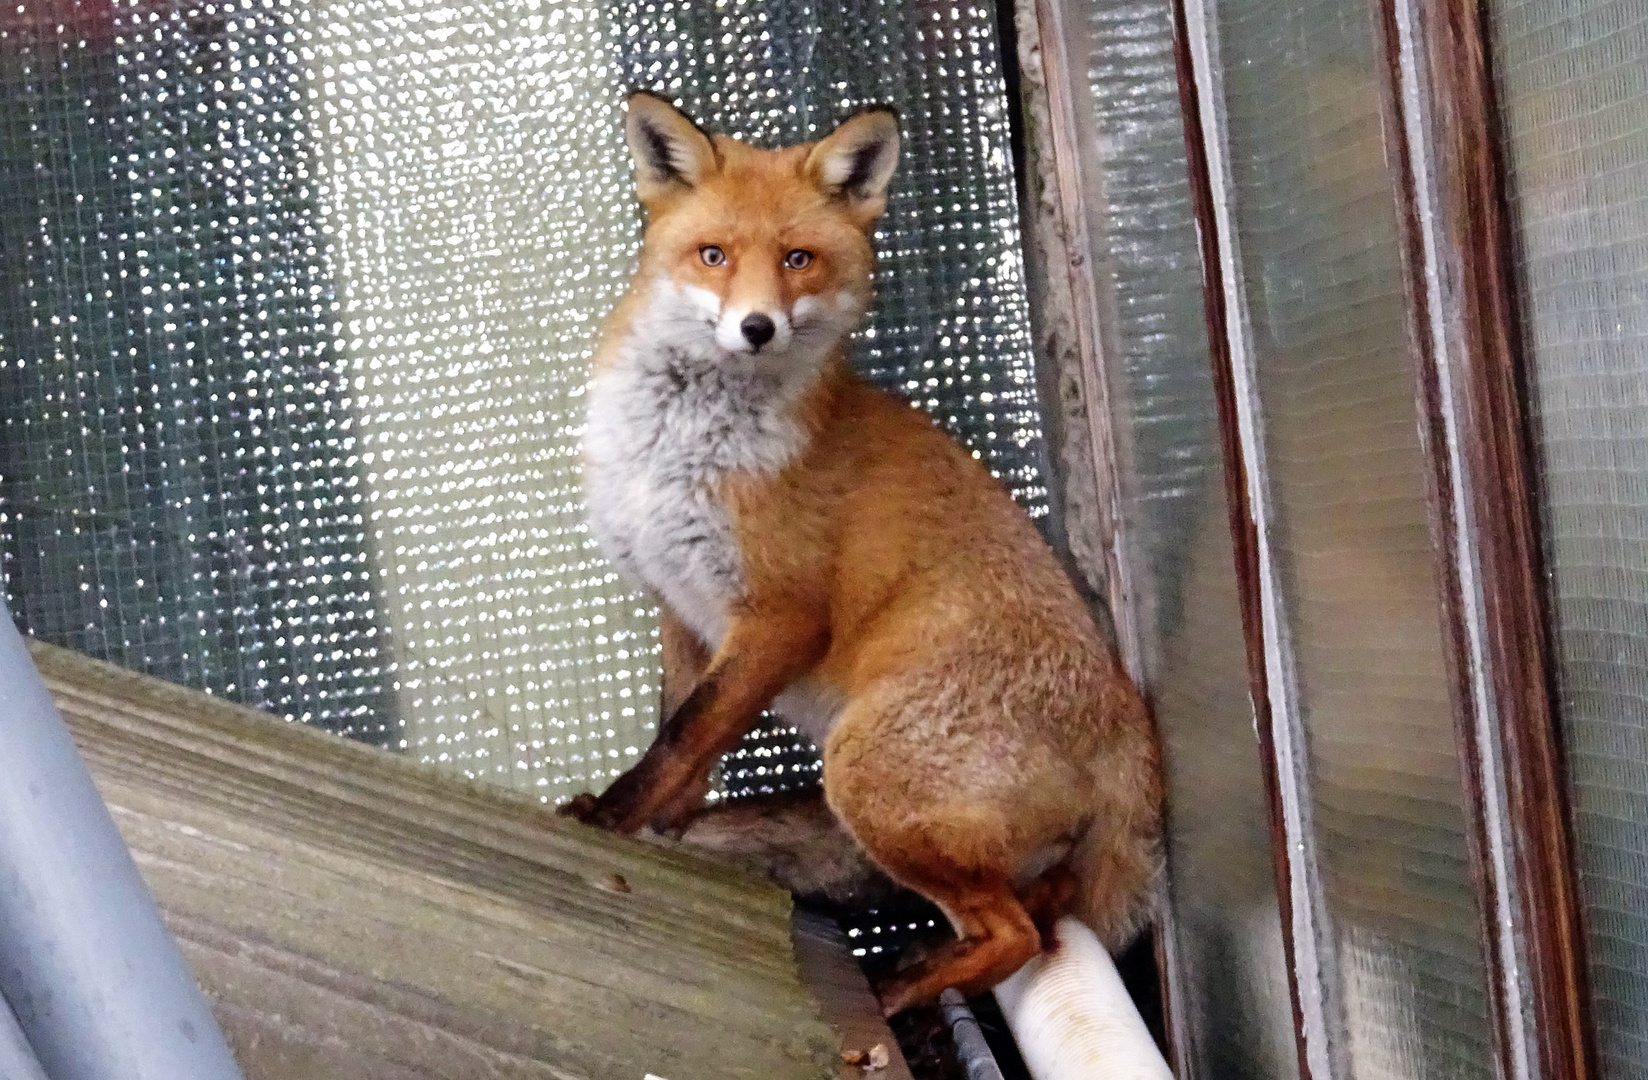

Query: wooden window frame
left=1014, top=0, right=1600, bottom=1073
left=1168, top=0, right=1599, bottom=1072
left=1365, top=0, right=1595, bottom=1072
left=1166, top=0, right=1338, bottom=1073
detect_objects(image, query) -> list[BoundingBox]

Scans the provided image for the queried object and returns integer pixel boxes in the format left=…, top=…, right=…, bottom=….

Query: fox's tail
left=1066, top=680, right=1166, bottom=950
left=1065, top=779, right=1163, bottom=951
left=662, top=776, right=1161, bottom=954
left=658, top=790, right=900, bottom=908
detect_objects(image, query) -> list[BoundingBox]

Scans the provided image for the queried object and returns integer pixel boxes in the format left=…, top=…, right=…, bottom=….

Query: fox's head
left=620, top=91, right=900, bottom=367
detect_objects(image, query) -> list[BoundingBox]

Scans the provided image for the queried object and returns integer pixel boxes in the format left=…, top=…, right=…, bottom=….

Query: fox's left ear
left=806, top=107, right=901, bottom=224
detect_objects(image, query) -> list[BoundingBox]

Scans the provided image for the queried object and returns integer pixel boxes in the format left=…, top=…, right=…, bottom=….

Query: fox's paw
left=647, top=795, right=708, bottom=839
left=558, top=791, right=651, bottom=833
left=557, top=792, right=606, bottom=825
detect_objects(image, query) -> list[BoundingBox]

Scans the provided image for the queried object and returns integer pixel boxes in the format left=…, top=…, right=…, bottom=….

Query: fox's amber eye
left=784, top=249, right=814, bottom=271
left=699, top=246, right=726, bottom=267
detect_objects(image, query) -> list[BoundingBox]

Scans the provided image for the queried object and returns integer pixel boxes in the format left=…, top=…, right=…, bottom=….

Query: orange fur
left=563, top=92, right=1163, bottom=1015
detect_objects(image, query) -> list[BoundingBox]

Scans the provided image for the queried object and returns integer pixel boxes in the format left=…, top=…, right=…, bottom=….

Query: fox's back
left=768, top=376, right=1097, bottom=640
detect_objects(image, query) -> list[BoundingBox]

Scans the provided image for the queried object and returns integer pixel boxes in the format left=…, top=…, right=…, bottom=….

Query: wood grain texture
left=1365, top=0, right=1598, bottom=1072
left=792, top=912, right=915, bottom=1080
left=1001, top=0, right=1139, bottom=669
left=27, top=639, right=904, bottom=1080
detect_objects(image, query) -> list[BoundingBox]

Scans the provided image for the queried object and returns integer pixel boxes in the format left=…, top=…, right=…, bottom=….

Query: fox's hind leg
left=822, top=750, right=1042, bottom=1013
left=871, top=879, right=1040, bottom=1016
left=1020, top=862, right=1080, bottom=949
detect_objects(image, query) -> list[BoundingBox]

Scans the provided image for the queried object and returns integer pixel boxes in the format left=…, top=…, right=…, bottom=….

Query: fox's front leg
left=659, top=604, right=712, bottom=717
left=559, top=608, right=826, bottom=834
left=646, top=607, right=717, bottom=833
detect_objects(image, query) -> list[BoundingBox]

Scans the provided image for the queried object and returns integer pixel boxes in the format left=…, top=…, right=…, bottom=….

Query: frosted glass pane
left=1490, top=0, right=1648, bottom=1071
left=1203, top=0, right=1499, bottom=1070
left=1053, top=0, right=1300, bottom=1074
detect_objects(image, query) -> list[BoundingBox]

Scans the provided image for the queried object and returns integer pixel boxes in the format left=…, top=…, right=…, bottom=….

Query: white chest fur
left=582, top=296, right=820, bottom=646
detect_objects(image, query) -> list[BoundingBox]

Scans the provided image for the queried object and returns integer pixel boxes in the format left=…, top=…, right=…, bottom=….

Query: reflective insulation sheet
left=0, top=0, right=1044, bottom=802
left=1490, top=0, right=1648, bottom=1070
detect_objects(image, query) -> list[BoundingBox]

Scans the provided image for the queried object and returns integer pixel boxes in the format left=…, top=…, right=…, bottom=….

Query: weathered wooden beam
left=28, top=640, right=903, bottom=1080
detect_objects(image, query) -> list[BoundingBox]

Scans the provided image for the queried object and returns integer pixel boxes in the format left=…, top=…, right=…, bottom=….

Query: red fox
left=561, top=90, right=1163, bottom=1015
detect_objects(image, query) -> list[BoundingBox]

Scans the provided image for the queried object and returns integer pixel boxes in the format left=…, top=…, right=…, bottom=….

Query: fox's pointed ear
left=806, top=107, right=900, bottom=223
left=624, top=91, right=718, bottom=205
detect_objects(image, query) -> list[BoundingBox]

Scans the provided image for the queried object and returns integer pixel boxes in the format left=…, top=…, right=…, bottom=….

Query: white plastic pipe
left=994, top=918, right=1173, bottom=1080
left=1, top=991, right=50, bottom=1080
left=0, top=605, right=245, bottom=1080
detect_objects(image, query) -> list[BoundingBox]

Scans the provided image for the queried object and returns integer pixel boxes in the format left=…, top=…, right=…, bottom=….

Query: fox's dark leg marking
left=559, top=610, right=827, bottom=835
left=559, top=669, right=728, bottom=832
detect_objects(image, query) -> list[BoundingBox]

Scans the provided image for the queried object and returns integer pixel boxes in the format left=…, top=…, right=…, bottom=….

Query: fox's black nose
left=740, top=313, right=776, bottom=350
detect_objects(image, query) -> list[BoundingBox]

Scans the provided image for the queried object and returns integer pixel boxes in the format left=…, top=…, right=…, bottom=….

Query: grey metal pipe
left=0, top=605, right=244, bottom=1080
left=0, top=990, right=49, bottom=1080
left=939, top=989, right=1007, bottom=1080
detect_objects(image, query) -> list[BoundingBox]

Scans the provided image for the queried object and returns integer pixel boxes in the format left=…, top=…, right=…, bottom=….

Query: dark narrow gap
left=816, top=887, right=1165, bottom=1075
left=1119, top=927, right=1168, bottom=1052
left=816, top=889, right=1038, bottom=1080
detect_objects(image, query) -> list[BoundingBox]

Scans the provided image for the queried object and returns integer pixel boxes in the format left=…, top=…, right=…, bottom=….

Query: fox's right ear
left=624, top=91, right=718, bottom=205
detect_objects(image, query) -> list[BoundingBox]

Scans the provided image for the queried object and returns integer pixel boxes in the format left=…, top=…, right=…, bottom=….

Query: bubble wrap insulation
left=0, top=0, right=1044, bottom=802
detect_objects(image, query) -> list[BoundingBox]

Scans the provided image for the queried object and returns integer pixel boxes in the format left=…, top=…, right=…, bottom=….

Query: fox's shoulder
left=808, top=377, right=998, bottom=481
